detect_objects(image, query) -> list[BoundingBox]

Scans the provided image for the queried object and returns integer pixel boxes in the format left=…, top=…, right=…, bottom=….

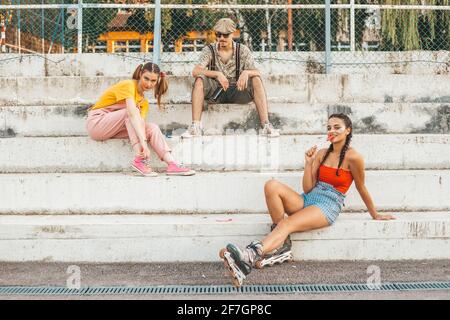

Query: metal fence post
left=350, top=0, right=355, bottom=51
left=325, top=0, right=331, bottom=73
left=18, top=0, right=21, bottom=54
left=77, top=0, right=83, bottom=53
left=153, top=0, right=161, bottom=65
left=61, top=7, right=64, bottom=54
left=41, top=0, right=44, bottom=53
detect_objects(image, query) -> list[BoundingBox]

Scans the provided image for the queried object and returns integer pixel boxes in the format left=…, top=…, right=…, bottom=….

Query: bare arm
left=193, top=65, right=230, bottom=91
left=349, top=152, right=395, bottom=220
left=125, top=98, right=150, bottom=157
left=192, top=47, right=221, bottom=79
left=236, top=69, right=261, bottom=91
left=192, top=65, right=222, bottom=79
left=302, top=147, right=324, bottom=193
left=242, top=69, right=261, bottom=78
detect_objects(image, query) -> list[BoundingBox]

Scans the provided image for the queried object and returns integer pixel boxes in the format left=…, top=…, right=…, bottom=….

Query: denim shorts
left=301, top=181, right=346, bottom=225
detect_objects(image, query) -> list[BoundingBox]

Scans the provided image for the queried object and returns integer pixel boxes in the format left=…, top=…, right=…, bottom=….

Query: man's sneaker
left=181, top=122, right=203, bottom=138
left=261, top=122, right=280, bottom=138
left=131, top=157, right=158, bottom=177
left=166, top=162, right=196, bottom=176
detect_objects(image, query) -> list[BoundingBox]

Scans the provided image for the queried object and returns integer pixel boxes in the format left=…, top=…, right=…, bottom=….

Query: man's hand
left=216, top=72, right=229, bottom=91
left=237, top=70, right=249, bottom=91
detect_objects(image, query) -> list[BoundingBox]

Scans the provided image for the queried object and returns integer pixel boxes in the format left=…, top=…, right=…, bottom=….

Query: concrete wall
left=2, top=103, right=449, bottom=137
left=0, top=52, right=449, bottom=262
left=0, top=213, right=449, bottom=262
left=0, top=51, right=448, bottom=77
left=1, top=135, right=449, bottom=173
left=1, top=74, right=449, bottom=106
left=0, top=171, right=448, bottom=214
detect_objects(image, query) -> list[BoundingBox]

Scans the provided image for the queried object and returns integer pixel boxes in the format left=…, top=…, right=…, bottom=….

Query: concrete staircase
left=0, top=73, right=449, bottom=262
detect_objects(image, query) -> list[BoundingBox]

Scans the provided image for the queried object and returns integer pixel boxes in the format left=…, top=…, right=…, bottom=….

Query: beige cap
left=213, top=18, right=236, bottom=34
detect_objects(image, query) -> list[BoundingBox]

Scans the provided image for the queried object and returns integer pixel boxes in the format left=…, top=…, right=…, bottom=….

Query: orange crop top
left=318, top=165, right=354, bottom=194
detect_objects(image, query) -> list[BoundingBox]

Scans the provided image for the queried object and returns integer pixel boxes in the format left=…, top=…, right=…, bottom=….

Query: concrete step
left=1, top=135, right=449, bottom=173
left=1, top=52, right=448, bottom=77
left=1, top=74, right=449, bottom=106
left=0, top=171, right=448, bottom=214
left=2, top=103, right=449, bottom=137
left=0, top=212, right=448, bottom=262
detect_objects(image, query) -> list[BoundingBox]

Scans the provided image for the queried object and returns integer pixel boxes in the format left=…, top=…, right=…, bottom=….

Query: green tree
left=82, top=0, right=117, bottom=49
left=380, top=0, right=449, bottom=51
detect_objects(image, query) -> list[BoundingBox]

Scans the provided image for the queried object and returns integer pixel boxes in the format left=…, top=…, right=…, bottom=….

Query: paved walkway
left=1, top=260, right=449, bottom=299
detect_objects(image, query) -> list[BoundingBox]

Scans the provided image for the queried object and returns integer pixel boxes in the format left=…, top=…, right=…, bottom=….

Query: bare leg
left=251, top=76, right=269, bottom=124
left=192, top=77, right=205, bottom=121
left=261, top=206, right=330, bottom=254
left=264, top=179, right=304, bottom=224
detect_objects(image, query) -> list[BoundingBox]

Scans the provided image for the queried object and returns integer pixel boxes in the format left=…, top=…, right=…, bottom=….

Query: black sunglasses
left=215, top=32, right=231, bottom=38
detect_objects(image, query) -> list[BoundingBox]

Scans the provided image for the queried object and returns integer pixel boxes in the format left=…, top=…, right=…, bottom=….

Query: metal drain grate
left=0, top=281, right=449, bottom=296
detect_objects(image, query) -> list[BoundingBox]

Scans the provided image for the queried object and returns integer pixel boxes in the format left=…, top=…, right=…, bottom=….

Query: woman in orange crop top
left=219, top=113, right=395, bottom=288
left=86, top=62, right=194, bottom=176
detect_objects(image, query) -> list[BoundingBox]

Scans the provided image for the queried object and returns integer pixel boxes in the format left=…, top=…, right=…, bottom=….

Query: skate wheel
left=255, top=260, right=264, bottom=269
left=232, top=278, right=241, bottom=288
left=222, top=257, right=233, bottom=276
left=219, top=248, right=227, bottom=259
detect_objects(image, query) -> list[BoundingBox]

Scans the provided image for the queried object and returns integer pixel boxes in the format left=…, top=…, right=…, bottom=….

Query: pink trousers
left=86, top=103, right=171, bottom=160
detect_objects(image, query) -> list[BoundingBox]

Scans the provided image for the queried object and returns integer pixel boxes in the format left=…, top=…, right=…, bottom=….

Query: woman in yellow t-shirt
left=86, top=62, right=195, bottom=176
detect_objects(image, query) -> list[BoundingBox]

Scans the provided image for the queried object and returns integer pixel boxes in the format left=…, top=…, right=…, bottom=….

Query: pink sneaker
left=166, top=162, right=196, bottom=176
left=131, top=157, right=158, bottom=177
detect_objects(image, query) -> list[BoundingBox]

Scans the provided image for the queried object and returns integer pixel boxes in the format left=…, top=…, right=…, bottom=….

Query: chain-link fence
left=1, top=1, right=75, bottom=54
left=0, top=1, right=448, bottom=73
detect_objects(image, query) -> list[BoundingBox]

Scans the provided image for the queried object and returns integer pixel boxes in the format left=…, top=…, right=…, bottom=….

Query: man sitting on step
left=181, top=18, right=280, bottom=138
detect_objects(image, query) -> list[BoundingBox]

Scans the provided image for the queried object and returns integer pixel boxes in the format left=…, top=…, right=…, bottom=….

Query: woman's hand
left=139, top=143, right=151, bottom=159
left=305, top=145, right=318, bottom=165
left=373, top=213, right=396, bottom=220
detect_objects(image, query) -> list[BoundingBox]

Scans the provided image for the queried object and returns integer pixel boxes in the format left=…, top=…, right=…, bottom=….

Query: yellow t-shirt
left=91, top=79, right=149, bottom=119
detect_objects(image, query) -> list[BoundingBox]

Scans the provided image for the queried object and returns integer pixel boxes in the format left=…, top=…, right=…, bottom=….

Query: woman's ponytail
left=132, top=63, right=144, bottom=80
left=154, top=72, right=168, bottom=109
